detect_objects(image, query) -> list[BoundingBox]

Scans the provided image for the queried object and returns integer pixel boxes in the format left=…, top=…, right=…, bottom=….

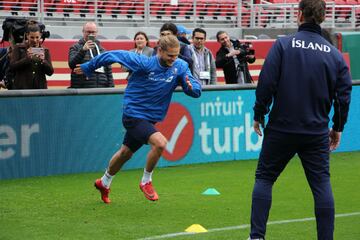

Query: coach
left=248, top=0, right=352, bottom=239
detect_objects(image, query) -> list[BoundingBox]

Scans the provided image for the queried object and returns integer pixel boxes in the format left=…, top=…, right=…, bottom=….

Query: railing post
left=94, top=0, right=98, bottom=24
left=237, top=0, right=242, bottom=28
left=250, top=3, right=255, bottom=27
left=332, top=3, right=335, bottom=28
left=351, top=7, right=355, bottom=28
left=193, top=0, right=197, bottom=28
left=39, top=0, right=44, bottom=23
left=145, top=0, right=150, bottom=27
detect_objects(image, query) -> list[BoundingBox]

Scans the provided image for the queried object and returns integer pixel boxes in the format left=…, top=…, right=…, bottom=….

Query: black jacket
left=68, top=38, right=114, bottom=88
left=9, top=43, right=53, bottom=89
left=216, top=39, right=255, bottom=84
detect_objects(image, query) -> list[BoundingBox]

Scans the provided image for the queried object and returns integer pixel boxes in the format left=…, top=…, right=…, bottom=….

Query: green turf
left=0, top=152, right=359, bottom=240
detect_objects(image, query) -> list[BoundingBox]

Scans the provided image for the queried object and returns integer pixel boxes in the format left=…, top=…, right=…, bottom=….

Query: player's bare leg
left=94, top=145, right=133, bottom=203
left=139, top=132, right=167, bottom=201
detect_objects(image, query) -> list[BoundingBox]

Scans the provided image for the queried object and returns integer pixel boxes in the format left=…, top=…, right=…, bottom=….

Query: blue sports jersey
left=81, top=50, right=201, bottom=122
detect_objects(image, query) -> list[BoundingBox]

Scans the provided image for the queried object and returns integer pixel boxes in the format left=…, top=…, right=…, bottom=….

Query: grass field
left=1, top=152, right=359, bottom=240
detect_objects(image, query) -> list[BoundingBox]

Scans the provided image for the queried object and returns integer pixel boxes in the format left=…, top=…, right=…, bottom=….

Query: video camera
left=1, top=17, right=50, bottom=44
left=239, top=42, right=255, bottom=56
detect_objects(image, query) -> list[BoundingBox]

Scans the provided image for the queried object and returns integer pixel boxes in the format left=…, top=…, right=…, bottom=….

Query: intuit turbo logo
left=198, top=96, right=263, bottom=155
left=156, top=103, right=194, bottom=161
left=157, top=95, right=263, bottom=162
left=0, top=124, right=40, bottom=160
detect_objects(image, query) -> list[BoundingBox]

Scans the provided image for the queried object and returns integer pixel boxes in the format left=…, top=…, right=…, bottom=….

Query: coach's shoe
left=94, top=179, right=111, bottom=204
left=247, top=237, right=264, bottom=240
left=139, top=182, right=159, bottom=201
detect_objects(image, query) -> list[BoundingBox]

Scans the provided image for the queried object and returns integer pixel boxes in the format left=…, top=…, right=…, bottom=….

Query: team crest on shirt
left=166, top=76, right=174, bottom=82
left=172, top=67, right=178, bottom=75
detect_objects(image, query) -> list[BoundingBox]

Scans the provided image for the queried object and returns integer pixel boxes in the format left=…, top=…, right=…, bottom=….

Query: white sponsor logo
left=198, top=96, right=263, bottom=155
left=0, top=124, right=40, bottom=160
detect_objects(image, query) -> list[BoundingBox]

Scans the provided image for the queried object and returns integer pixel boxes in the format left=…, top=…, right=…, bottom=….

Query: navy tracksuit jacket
left=254, top=23, right=352, bottom=134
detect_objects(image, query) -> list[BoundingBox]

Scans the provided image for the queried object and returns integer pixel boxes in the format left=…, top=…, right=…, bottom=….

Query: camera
left=88, top=35, right=95, bottom=42
left=1, top=17, right=50, bottom=44
left=31, top=47, right=44, bottom=55
left=238, top=41, right=255, bottom=59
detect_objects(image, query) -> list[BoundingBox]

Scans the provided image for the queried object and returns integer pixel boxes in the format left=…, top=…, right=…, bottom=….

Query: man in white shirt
left=189, top=28, right=217, bottom=85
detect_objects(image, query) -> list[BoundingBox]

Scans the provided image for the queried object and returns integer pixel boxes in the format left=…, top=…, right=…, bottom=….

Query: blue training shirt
left=254, top=23, right=352, bottom=134
left=81, top=50, right=201, bottom=122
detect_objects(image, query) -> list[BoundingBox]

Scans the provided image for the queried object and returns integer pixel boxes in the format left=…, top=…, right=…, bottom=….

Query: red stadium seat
left=334, top=0, right=347, bottom=4
left=19, top=0, right=37, bottom=12
left=206, top=3, right=219, bottom=16
left=178, top=3, right=193, bottom=17
left=163, top=3, right=179, bottom=17
left=254, top=6, right=270, bottom=27
left=150, top=2, right=164, bottom=16
left=196, top=3, right=207, bottom=16
left=111, top=1, right=133, bottom=16
left=0, top=0, right=17, bottom=11
left=241, top=6, right=251, bottom=27
left=345, top=0, right=358, bottom=4
left=97, top=1, right=108, bottom=15
left=10, top=0, right=22, bottom=12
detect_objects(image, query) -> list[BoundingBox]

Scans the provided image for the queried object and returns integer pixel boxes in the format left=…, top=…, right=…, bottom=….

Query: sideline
left=139, top=212, right=360, bottom=240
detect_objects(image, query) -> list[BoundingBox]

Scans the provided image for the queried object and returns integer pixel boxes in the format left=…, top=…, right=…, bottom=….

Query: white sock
left=141, top=169, right=153, bottom=185
left=101, top=170, right=114, bottom=189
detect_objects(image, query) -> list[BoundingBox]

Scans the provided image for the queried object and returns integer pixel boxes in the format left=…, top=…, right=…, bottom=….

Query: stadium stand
left=0, top=0, right=359, bottom=37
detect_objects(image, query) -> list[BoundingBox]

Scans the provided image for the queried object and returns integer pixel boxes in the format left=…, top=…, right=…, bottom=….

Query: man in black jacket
left=248, top=0, right=352, bottom=239
left=152, top=22, right=193, bottom=71
left=215, top=31, right=255, bottom=84
left=68, top=22, right=114, bottom=88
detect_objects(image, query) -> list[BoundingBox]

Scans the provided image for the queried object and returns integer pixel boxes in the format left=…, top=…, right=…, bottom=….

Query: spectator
left=124, top=31, right=154, bottom=79
left=189, top=28, right=217, bottom=85
left=130, top=31, right=154, bottom=56
left=153, top=22, right=193, bottom=70
left=176, top=25, right=191, bottom=45
left=0, top=80, right=5, bottom=89
left=68, top=22, right=114, bottom=88
left=216, top=31, right=255, bottom=84
left=0, top=47, right=10, bottom=89
left=248, top=0, right=352, bottom=239
left=321, top=28, right=334, bottom=45
left=9, top=22, right=53, bottom=89
left=74, top=35, right=201, bottom=204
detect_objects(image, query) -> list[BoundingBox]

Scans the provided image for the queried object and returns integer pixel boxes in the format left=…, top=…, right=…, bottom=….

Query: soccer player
left=74, top=35, right=201, bottom=203
left=248, top=0, right=352, bottom=239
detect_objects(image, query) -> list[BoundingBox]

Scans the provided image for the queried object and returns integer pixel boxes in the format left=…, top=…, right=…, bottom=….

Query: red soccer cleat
left=139, top=182, right=159, bottom=201
left=94, top=179, right=111, bottom=204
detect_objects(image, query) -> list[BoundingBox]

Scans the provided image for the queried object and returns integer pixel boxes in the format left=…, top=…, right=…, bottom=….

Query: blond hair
left=158, top=35, right=179, bottom=51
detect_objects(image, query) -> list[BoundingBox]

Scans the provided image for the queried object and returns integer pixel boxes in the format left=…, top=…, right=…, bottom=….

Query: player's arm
left=253, top=40, right=282, bottom=128
left=331, top=57, right=352, bottom=133
left=74, top=50, right=145, bottom=77
left=179, top=67, right=201, bottom=98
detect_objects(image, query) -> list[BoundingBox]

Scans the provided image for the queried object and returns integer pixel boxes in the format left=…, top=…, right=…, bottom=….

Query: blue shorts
left=122, top=115, right=158, bottom=153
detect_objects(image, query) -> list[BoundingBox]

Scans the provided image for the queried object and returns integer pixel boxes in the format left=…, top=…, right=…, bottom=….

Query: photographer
left=9, top=21, right=53, bottom=89
left=216, top=31, right=255, bottom=84
left=0, top=47, right=10, bottom=89
left=0, top=45, right=15, bottom=90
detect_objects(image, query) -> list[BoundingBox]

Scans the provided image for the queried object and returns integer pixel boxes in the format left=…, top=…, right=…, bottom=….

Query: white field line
left=139, top=212, right=360, bottom=240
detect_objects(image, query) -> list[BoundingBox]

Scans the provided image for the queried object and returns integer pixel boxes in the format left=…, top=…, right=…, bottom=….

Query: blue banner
left=1, top=87, right=359, bottom=179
